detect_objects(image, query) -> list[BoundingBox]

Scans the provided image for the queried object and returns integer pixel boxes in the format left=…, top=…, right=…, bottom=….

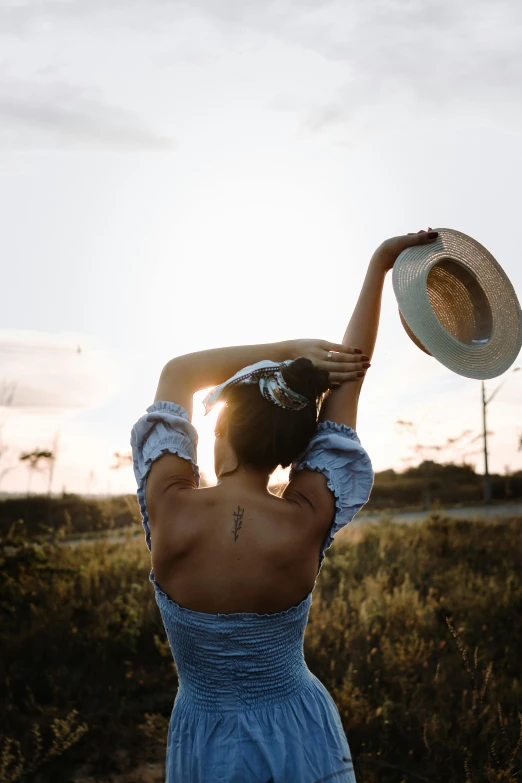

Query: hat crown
left=425, top=258, right=493, bottom=346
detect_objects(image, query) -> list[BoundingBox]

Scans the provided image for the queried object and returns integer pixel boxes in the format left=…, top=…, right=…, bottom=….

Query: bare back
left=150, top=485, right=328, bottom=615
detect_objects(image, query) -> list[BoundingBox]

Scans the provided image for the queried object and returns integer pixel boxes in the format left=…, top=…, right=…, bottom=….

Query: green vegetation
left=1, top=458, right=521, bottom=546
left=0, top=494, right=142, bottom=539
left=366, top=461, right=522, bottom=511
left=1, top=501, right=521, bottom=782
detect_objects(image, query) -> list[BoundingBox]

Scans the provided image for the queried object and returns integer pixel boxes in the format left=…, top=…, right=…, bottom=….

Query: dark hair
left=218, top=358, right=330, bottom=472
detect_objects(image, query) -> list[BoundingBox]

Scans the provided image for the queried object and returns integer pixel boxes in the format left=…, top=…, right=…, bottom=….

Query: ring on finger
left=326, top=351, right=333, bottom=361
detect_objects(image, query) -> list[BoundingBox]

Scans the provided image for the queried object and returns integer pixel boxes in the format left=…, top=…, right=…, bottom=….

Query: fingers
left=406, top=228, right=439, bottom=246
left=324, top=352, right=369, bottom=365
left=325, top=359, right=371, bottom=381
left=329, top=369, right=368, bottom=384
left=320, top=341, right=363, bottom=355
left=416, top=227, right=437, bottom=238
left=323, top=359, right=370, bottom=373
left=417, top=230, right=439, bottom=243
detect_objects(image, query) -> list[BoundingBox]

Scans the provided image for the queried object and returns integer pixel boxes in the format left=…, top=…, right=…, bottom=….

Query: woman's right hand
left=290, top=339, right=370, bottom=385
left=371, top=227, right=439, bottom=273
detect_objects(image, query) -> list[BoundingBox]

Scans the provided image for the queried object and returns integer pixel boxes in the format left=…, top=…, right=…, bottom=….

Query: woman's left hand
left=289, top=339, right=369, bottom=386
left=371, top=227, right=438, bottom=272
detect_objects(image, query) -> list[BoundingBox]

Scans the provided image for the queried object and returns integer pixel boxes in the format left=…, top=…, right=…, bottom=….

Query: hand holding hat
left=372, top=227, right=440, bottom=272
left=385, top=227, right=522, bottom=380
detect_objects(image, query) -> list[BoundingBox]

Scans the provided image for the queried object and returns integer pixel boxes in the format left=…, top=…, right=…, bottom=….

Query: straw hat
left=392, top=227, right=522, bottom=380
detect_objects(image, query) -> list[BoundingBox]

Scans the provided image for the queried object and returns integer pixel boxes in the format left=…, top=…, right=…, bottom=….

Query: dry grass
left=1, top=510, right=521, bottom=782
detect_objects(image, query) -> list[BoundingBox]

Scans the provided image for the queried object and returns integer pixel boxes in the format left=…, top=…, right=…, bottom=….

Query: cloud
left=301, top=103, right=349, bottom=133
left=263, top=0, right=522, bottom=135
left=0, top=80, right=175, bottom=150
left=6, top=0, right=520, bottom=141
left=0, top=330, right=119, bottom=410
left=0, top=0, right=184, bottom=33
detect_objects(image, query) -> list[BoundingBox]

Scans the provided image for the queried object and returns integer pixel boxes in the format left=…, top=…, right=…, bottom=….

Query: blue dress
left=131, top=401, right=374, bottom=783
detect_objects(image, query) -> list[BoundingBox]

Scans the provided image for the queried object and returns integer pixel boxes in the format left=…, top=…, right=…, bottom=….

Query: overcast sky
left=1, top=0, right=521, bottom=495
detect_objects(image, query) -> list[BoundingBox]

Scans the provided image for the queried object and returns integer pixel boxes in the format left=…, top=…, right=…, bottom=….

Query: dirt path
left=354, top=501, right=522, bottom=526
left=60, top=502, right=522, bottom=548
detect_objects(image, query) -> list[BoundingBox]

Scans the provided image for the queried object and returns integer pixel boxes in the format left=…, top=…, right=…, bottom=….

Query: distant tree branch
left=19, top=449, right=54, bottom=495
left=111, top=452, right=133, bottom=471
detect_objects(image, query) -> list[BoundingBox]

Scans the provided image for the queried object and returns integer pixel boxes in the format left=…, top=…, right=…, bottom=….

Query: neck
left=216, top=464, right=271, bottom=492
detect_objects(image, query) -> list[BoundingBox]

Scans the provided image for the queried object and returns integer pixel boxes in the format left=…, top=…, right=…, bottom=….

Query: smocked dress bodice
left=131, top=400, right=374, bottom=783
left=156, top=581, right=313, bottom=713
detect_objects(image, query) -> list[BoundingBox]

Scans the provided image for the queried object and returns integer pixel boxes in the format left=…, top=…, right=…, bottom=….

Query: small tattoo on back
left=232, top=506, right=244, bottom=542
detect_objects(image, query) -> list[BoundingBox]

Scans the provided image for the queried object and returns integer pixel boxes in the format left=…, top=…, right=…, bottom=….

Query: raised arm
left=319, top=228, right=439, bottom=430
left=154, top=339, right=366, bottom=419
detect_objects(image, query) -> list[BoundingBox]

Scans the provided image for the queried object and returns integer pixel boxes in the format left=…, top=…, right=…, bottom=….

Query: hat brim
left=392, top=228, right=522, bottom=380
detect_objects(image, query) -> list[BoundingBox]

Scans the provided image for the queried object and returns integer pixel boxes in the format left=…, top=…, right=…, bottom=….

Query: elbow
left=162, top=356, right=192, bottom=380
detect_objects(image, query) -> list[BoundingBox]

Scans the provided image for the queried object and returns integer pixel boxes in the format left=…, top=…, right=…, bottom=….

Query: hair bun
left=281, top=358, right=329, bottom=403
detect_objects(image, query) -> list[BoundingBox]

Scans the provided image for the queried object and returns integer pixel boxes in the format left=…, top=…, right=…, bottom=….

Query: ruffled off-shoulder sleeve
left=130, top=401, right=200, bottom=552
left=289, top=420, right=374, bottom=572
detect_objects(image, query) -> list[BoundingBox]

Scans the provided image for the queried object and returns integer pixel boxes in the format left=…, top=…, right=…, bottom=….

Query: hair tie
left=202, top=360, right=309, bottom=415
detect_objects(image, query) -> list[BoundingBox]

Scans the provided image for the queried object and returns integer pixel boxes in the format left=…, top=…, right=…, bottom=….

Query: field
left=1, top=500, right=521, bottom=783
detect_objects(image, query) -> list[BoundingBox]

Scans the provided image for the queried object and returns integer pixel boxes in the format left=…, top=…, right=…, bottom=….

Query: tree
left=86, top=468, right=96, bottom=495
left=110, top=451, right=133, bottom=495
left=395, top=419, right=485, bottom=509
left=19, top=449, right=54, bottom=496
left=111, top=452, right=133, bottom=470
left=0, top=380, right=17, bottom=491
left=47, top=431, right=60, bottom=496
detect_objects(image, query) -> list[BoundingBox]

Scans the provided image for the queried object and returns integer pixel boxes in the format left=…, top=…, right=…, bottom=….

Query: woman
left=131, top=228, right=439, bottom=783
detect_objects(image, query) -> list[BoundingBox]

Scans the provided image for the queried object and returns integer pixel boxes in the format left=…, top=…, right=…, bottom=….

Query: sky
left=1, top=0, right=521, bottom=495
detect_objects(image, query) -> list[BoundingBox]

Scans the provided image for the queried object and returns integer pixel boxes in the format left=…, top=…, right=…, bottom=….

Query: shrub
left=1, top=510, right=520, bottom=781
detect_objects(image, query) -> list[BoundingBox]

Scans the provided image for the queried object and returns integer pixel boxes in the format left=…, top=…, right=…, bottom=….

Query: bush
left=0, top=495, right=142, bottom=539
left=307, top=515, right=522, bottom=781
left=0, top=518, right=172, bottom=782
left=1, top=510, right=520, bottom=781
